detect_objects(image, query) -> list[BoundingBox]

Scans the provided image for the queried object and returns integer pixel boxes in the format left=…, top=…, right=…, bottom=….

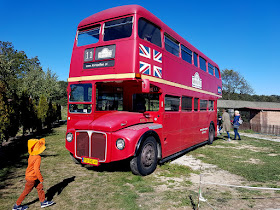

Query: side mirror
left=142, top=79, right=150, bottom=93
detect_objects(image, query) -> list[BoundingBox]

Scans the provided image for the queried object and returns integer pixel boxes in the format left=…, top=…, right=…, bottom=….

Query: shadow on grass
left=24, top=176, right=76, bottom=206
left=0, top=122, right=65, bottom=190
left=189, top=195, right=197, bottom=210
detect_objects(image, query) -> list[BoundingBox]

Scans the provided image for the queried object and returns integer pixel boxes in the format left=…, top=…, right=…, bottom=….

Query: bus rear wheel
left=208, top=124, right=215, bottom=144
left=130, top=136, right=158, bottom=176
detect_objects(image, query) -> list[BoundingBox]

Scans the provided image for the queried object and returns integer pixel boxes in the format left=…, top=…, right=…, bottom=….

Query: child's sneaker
left=41, top=200, right=54, bottom=208
left=12, top=204, right=28, bottom=210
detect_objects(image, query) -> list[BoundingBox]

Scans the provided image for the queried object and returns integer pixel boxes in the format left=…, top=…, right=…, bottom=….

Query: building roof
left=218, top=100, right=280, bottom=111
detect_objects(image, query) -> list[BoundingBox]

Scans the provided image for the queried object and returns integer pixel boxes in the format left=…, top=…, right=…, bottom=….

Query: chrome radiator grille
left=76, top=131, right=107, bottom=161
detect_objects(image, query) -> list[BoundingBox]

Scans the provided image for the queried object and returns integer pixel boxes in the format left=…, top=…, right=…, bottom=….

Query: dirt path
left=230, top=131, right=280, bottom=143
left=170, top=155, right=280, bottom=210
left=238, top=132, right=280, bottom=143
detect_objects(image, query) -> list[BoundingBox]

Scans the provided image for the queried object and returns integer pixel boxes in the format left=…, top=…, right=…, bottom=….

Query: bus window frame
left=103, top=16, right=134, bottom=42
left=138, top=17, right=162, bottom=47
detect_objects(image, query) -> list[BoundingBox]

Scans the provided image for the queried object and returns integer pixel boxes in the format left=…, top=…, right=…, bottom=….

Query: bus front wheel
left=130, top=136, right=158, bottom=176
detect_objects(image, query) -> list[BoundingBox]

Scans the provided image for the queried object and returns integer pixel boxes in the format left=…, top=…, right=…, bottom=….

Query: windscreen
left=69, top=84, right=92, bottom=114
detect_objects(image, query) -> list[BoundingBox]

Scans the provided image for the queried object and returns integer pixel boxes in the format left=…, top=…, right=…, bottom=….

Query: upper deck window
left=104, top=16, right=133, bottom=41
left=208, top=63, right=214, bottom=76
left=138, top=18, right=161, bottom=47
left=77, top=26, right=100, bottom=46
left=181, top=45, right=192, bottom=64
left=164, top=34, right=179, bottom=57
left=199, top=56, right=206, bottom=72
left=193, top=52, right=198, bottom=67
left=215, top=67, right=220, bottom=79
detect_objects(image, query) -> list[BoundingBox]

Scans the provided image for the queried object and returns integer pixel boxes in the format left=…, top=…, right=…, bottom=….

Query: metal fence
left=240, top=122, right=280, bottom=135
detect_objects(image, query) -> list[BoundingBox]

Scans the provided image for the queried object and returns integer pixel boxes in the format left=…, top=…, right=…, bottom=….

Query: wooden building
left=218, top=100, right=280, bottom=135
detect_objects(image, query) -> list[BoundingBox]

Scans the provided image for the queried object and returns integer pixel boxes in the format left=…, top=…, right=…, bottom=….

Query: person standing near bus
left=233, top=110, right=241, bottom=140
left=222, top=109, right=231, bottom=141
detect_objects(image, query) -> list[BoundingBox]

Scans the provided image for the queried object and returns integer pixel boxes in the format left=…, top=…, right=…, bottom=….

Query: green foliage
left=0, top=82, right=20, bottom=143
left=56, top=81, right=68, bottom=106
left=19, top=91, right=39, bottom=135
left=222, top=69, right=254, bottom=100
left=221, top=69, right=280, bottom=102
left=0, top=82, right=10, bottom=142
left=0, top=41, right=64, bottom=141
left=37, top=95, right=48, bottom=124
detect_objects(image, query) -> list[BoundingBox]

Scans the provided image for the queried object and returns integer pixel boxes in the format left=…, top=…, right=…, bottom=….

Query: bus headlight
left=66, top=133, right=73, bottom=142
left=116, top=138, right=125, bottom=150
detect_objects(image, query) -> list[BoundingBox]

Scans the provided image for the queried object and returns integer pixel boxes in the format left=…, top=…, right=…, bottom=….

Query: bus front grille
left=76, top=132, right=89, bottom=158
left=76, top=131, right=106, bottom=161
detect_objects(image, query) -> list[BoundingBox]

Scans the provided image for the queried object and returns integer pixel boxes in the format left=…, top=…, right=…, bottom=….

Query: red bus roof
left=78, top=5, right=218, bottom=68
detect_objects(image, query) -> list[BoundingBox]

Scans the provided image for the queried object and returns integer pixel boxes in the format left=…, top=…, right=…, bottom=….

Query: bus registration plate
left=82, top=157, right=99, bottom=166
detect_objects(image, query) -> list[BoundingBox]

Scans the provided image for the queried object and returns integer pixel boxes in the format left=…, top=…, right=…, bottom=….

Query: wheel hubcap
left=141, top=144, right=155, bottom=167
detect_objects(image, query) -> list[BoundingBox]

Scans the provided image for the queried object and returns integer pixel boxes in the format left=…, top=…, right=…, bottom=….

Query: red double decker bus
left=65, top=5, right=222, bottom=175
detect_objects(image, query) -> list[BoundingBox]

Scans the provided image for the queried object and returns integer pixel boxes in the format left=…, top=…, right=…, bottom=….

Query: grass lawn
left=0, top=125, right=280, bottom=209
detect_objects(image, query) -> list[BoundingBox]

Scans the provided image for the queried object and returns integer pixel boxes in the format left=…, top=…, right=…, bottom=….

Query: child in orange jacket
left=13, top=138, right=54, bottom=210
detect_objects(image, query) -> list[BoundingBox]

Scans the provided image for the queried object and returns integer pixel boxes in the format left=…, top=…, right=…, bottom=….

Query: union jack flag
left=139, top=44, right=151, bottom=59
left=153, top=50, right=162, bottom=63
left=139, top=44, right=163, bottom=78
left=139, top=61, right=151, bottom=75
left=153, top=66, right=162, bottom=78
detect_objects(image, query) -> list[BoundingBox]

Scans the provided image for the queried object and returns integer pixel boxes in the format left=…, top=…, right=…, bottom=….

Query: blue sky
left=1, top=0, right=279, bottom=95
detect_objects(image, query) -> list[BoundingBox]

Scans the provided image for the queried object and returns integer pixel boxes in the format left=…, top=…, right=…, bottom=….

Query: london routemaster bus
left=65, top=5, right=222, bottom=176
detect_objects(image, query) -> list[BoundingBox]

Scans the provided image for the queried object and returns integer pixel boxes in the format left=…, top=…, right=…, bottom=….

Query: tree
left=221, top=69, right=254, bottom=100
left=56, top=81, right=68, bottom=106
left=0, top=82, right=10, bottom=143
left=0, top=82, right=19, bottom=143
left=37, top=95, right=48, bottom=130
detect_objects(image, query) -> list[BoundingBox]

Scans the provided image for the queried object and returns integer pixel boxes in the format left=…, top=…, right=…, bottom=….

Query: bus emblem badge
left=192, top=72, right=202, bottom=89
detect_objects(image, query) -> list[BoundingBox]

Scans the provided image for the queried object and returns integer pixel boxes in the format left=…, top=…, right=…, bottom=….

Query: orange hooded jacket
left=25, top=139, right=45, bottom=182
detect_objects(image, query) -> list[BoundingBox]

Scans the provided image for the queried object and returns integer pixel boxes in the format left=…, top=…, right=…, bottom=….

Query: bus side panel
left=180, top=112, right=194, bottom=149
left=110, top=127, right=150, bottom=162
left=162, top=112, right=181, bottom=157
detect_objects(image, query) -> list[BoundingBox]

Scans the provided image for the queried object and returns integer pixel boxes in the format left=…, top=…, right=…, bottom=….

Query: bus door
left=162, top=95, right=181, bottom=156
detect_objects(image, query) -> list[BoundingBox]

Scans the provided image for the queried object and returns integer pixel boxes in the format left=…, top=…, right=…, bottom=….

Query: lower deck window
left=165, top=95, right=180, bottom=111
left=209, top=100, right=214, bottom=111
left=95, top=82, right=160, bottom=112
left=200, top=100, right=208, bottom=111
left=133, top=94, right=159, bottom=112
left=194, top=98, right=199, bottom=111
left=96, top=85, right=123, bottom=111
left=182, top=96, right=192, bottom=111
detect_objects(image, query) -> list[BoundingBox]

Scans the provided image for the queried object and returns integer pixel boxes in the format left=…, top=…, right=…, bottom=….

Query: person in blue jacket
left=233, top=110, right=241, bottom=140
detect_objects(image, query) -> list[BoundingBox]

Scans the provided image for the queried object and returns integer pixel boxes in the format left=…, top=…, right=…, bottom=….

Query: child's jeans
left=16, top=179, right=45, bottom=205
left=234, top=128, right=241, bottom=139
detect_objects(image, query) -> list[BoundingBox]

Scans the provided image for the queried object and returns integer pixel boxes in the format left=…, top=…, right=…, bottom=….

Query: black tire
left=130, top=136, right=158, bottom=176
left=208, top=123, right=215, bottom=145
left=70, top=153, right=81, bottom=164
